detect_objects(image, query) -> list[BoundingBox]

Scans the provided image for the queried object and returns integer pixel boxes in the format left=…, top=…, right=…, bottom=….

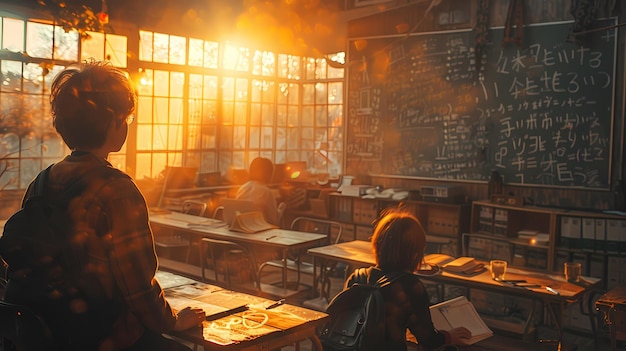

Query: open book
left=430, top=296, right=493, bottom=345
left=229, top=211, right=278, bottom=233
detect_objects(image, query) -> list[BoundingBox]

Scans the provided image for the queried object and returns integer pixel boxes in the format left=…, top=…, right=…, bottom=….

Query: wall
left=344, top=0, right=626, bottom=211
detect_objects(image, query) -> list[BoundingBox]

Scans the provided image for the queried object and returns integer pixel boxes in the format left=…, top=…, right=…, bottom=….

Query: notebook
left=221, top=198, right=260, bottom=226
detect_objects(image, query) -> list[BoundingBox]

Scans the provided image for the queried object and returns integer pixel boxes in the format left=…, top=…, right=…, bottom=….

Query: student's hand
left=448, top=326, right=472, bottom=344
left=173, top=306, right=206, bottom=331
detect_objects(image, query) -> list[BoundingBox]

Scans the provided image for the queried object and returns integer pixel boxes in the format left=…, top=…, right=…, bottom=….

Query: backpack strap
left=356, top=266, right=406, bottom=287
left=31, top=164, right=54, bottom=198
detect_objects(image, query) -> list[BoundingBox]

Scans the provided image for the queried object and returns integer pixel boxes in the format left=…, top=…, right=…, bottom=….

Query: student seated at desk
left=236, top=157, right=286, bottom=226
left=342, top=209, right=471, bottom=351
left=0, top=61, right=205, bottom=351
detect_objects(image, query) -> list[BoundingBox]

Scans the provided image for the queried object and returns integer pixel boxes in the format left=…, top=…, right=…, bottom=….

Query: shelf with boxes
left=555, top=212, right=626, bottom=290
left=328, top=193, right=469, bottom=256
left=470, top=200, right=626, bottom=289
left=470, top=200, right=556, bottom=272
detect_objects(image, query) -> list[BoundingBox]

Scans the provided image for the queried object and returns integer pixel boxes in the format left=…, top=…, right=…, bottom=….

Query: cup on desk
left=564, top=262, right=582, bottom=282
left=490, top=260, right=507, bottom=281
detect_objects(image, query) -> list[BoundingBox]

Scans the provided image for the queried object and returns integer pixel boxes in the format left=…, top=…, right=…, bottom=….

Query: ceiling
left=0, top=0, right=413, bottom=56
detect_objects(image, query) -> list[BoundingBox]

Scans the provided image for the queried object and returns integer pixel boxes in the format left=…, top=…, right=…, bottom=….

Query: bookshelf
left=469, top=200, right=626, bottom=290
left=327, top=193, right=470, bottom=256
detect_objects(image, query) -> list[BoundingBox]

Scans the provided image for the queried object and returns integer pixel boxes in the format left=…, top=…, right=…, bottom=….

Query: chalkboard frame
left=345, top=19, right=618, bottom=190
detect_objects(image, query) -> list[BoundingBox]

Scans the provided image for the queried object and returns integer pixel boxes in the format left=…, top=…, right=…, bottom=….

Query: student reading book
left=429, top=296, right=493, bottom=345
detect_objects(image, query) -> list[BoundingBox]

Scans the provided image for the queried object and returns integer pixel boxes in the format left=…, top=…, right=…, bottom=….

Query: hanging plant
left=36, top=0, right=104, bottom=38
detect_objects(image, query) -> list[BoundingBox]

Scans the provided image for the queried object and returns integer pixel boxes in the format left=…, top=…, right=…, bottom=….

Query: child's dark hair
left=51, top=59, right=137, bottom=150
left=371, top=208, right=426, bottom=272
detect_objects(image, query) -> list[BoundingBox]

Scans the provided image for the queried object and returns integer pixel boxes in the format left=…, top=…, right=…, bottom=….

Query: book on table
left=229, top=211, right=278, bottom=233
left=425, top=254, right=484, bottom=275
left=429, top=295, right=493, bottom=345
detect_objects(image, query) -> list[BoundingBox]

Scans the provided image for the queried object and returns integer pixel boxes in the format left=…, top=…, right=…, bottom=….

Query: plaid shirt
left=344, top=267, right=448, bottom=351
left=2, top=152, right=177, bottom=350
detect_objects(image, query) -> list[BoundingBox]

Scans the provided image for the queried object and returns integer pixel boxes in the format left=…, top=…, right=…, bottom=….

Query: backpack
left=318, top=267, right=405, bottom=351
left=0, top=164, right=119, bottom=349
left=0, top=165, right=78, bottom=278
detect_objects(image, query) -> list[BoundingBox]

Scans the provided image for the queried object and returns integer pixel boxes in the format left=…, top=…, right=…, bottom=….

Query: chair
left=154, top=200, right=207, bottom=263
left=212, top=206, right=224, bottom=220
left=257, top=217, right=344, bottom=296
left=0, top=301, right=54, bottom=351
left=199, top=238, right=260, bottom=293
left=182, top=200, right=207, bottom=216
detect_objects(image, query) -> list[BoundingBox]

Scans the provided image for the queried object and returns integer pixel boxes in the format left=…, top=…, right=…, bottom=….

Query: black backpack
left=318, top=267, right=405, bottom=351
left=0, top=164, right=119, bottom=349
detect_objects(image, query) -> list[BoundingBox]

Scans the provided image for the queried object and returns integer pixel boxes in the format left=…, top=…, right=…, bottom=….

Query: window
left=81, top=31, right=128, bottom=68
left=1, top=21, right=343, bottom=192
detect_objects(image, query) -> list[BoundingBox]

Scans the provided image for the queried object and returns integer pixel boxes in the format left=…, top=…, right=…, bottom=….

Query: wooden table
left=307, top=240, right=602, bottom=347
left=156, top=271, right=328, bottom=351
left=595, top=285, right=626, bottom=351
left=150, top=211, right=328, bottom=297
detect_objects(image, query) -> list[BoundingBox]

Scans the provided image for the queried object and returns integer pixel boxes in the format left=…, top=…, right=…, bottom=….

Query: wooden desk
left=156, top=271, right=328, bottom=351
left=307, top=240, right=601, bottom=346
left=150, top=212, right=328, bottom=297
left=596, top=285, right=626, bottom=351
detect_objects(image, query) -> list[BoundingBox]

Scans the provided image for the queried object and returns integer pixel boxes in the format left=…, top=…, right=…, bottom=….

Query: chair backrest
left=0, top=301, right=54, bottom=351
left=199, top=238, right=259, bottom=291
left=220, top=198, right=259, bottom=226
left=182, top=200, right=207, bottom=217
left=290, top=217, right=344, bottom=244
left=212, top=206, right=224, bottom=220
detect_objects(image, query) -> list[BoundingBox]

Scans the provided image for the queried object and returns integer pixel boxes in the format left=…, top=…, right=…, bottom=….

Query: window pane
left=154, top=70, right=169, bottom=96
left=169, top=35, right=186, bottom=65
left=53, top=25, right=78, bottom=61
left=3, top=18, right=24, bottom=52
left=302, top=106, right=314, bottom=127
left=204, top=75, right=217, bottom=99
left=315, top=82, right=327, bottom=104
left=23, top=63, right=43, bottom=94
left=249, top=126, right=259, bottom=148
left=204, top=41, right=219, bottom=68
left=276, top=127, right=286, bottom=149
left=153, top=32, right=169, bottom=63
left=139, top=30, right=153, bottom=61
left=223, top=43, right=249, bottom=72
left=105, top=34, right=127, bottom=67
left=82, top=31, right=105, bottom=61
left=329, top=82, right=343, bottom=104
left=154, top=98, right=169, bottom=123
left=1, top=60, right=23, bottom=92
left=262, top=104, right=274, bottom=126
left=137, top=125, right=153, bottom=150
left=189, top=38, right=203, bottom=66
left=302, top=84, right=314, bottom=104
left=168, top=125, right=183, bottom=149
left=169, top=98, right=183, bottom=124
left=261, top=126, right=273, bottom=148
left=234, top=101, right=247, bottom=125
left=278, top=54, right=300, bottom=79
left=137, top=96, right=153, bottom=124
left=170, top=71, right=184, bottom=98
left=26, top=22, right=52, bottom=59
left=153, top=124, right=168, bottom=150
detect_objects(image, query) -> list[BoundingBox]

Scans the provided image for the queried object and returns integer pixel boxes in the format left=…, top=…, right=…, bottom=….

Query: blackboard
left=346, top=19, right=617, bottom=189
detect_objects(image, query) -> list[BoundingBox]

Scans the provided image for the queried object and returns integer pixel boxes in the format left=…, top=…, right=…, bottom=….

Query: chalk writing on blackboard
left=346, top=19, right=616, bottom=189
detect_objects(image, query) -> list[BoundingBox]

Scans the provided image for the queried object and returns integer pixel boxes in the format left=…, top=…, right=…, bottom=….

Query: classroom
left=0, top=0, right=624, bottom=350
